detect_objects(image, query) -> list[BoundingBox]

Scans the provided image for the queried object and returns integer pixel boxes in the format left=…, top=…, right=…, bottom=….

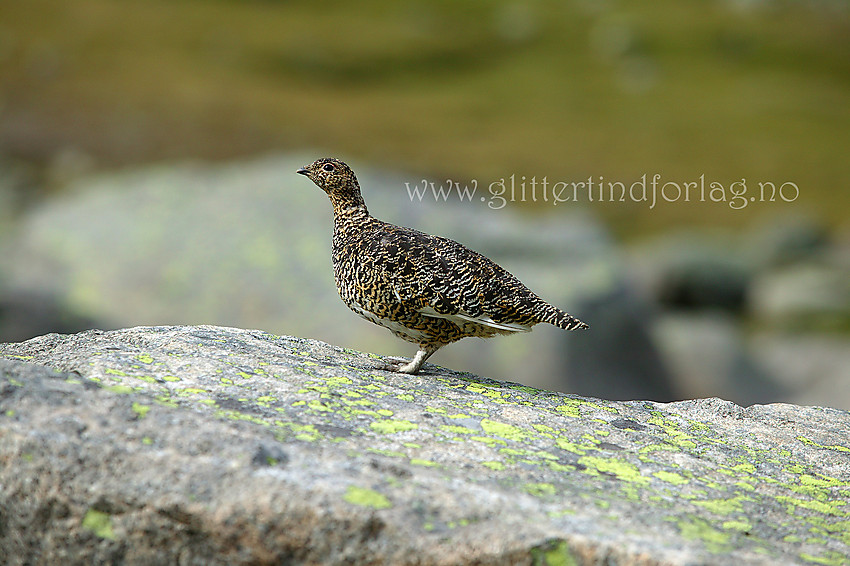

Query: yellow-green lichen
left=215, top=409, right=268, bottom=426
left=798, top=473, right=849, bottom=493
left=500, top=448, right=526, bottom=457
left=579, top=456, right=650, bottom=486
left=136, top=353, right=154, bottom=364
left=776, top=495, right=847, bottom=517
left=177, top=388, right=207, bottom=396
left=480, top=419, right=527, bottom=442
left=653, top=470, right=689, bottom=485
left=731, top=462, right=756, bottom=474
left=352, top=410, right=382, bottom=418
left=325, top=376, right=353, bottom=387
left=154, top=395, right=178, bottom=407
left=647, top=411, right=698, bottom=448
left=556, top=401, right=581, bottom=418
left=560, top=398, right=608, bottom=418
left=306, top=399, right=332, bottom=412
left=367, top=448, right=406, bottom=458
left=341, top=398, right=373, bottom=408
left=554, top=438, right=592, bottom=455
left=276, top=422, right=321, bottom=442
left=693, top=495, right=754, bottom=515
left=525, top=482, right=557, bottom=497
left=131, top=402, right=150, bottom=419
left=465, top=384, right=504, bottom=401
left=798, top=437, right=850, bottom=454
left=370, top=419, right=417, bottom=434
left=548, top=461, right=577, bottom=473
left=677, top=517, right=731, bottom=552
left=530, top=539, right=577, bottom=566
left=799, top=550, right=850, bottom=566
left=82, top=509, right=116, bottom=540
left=723, top=519, right=752, bottom=532
left=343, top=486, right=391, bottom=509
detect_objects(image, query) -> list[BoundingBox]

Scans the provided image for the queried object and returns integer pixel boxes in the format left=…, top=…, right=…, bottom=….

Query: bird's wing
left=369, top=223, right=538, bottom=331
left=417, top=305, right=531, bottom=332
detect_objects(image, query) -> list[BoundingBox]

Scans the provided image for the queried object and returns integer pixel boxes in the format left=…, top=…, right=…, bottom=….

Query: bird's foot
left=378, top=356, right=422, bottom=374
left=377, top=346, right=439, bottom=375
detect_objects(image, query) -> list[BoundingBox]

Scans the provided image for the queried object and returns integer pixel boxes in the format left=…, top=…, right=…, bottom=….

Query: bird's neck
left=330, top=181, right=370, bottom=222
left=333, top=203, right=370, bottom=223
left=333, top=205, right=372, bottom=246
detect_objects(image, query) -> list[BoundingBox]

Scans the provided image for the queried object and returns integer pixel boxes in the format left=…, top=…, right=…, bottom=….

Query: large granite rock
left=1, top=326, right=848, bottom=565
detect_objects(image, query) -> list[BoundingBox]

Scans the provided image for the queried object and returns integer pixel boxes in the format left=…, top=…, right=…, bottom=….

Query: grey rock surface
left=1, top=325, right=849, bottom=565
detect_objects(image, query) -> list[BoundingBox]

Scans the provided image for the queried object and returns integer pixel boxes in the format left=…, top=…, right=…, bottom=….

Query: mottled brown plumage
left=297, top=157, right=587, bottom=374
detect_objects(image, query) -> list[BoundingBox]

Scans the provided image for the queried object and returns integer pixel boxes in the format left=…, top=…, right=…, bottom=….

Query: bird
left=296, top=157, right=588, bottom=374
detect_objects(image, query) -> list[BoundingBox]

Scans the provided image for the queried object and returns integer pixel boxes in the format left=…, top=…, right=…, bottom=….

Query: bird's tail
left=544, top=307, right=588, bottom=331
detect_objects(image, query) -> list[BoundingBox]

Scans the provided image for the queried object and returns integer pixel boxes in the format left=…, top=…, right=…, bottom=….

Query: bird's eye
left=322, top=163, right=335, bottom=172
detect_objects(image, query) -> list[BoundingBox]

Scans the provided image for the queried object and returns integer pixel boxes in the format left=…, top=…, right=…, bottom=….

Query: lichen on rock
left=1, top=325, right=848, bottom=565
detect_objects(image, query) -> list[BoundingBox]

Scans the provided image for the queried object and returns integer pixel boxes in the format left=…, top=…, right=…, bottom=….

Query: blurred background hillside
left=1, top=0, right=848, bottom=407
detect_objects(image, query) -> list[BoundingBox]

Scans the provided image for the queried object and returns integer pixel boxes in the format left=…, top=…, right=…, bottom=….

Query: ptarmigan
left=297, top=157, right=587, bottom=374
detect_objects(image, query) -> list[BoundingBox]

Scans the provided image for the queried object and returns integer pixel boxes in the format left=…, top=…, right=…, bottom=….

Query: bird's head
left=297, top=157, right=367, bottom=213
left=297, top=158, right=357, bottom=194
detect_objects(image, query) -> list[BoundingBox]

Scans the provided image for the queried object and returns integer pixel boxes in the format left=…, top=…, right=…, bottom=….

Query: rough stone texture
left=1, top=326, right=849, bottom=565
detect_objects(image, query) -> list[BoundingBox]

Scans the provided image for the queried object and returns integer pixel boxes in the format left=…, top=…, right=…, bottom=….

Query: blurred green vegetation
left=1, top=0, right=848, bottom=237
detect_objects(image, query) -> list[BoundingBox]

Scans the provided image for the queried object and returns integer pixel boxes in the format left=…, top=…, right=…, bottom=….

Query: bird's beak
left=296, top=167, right=310, bottom=176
